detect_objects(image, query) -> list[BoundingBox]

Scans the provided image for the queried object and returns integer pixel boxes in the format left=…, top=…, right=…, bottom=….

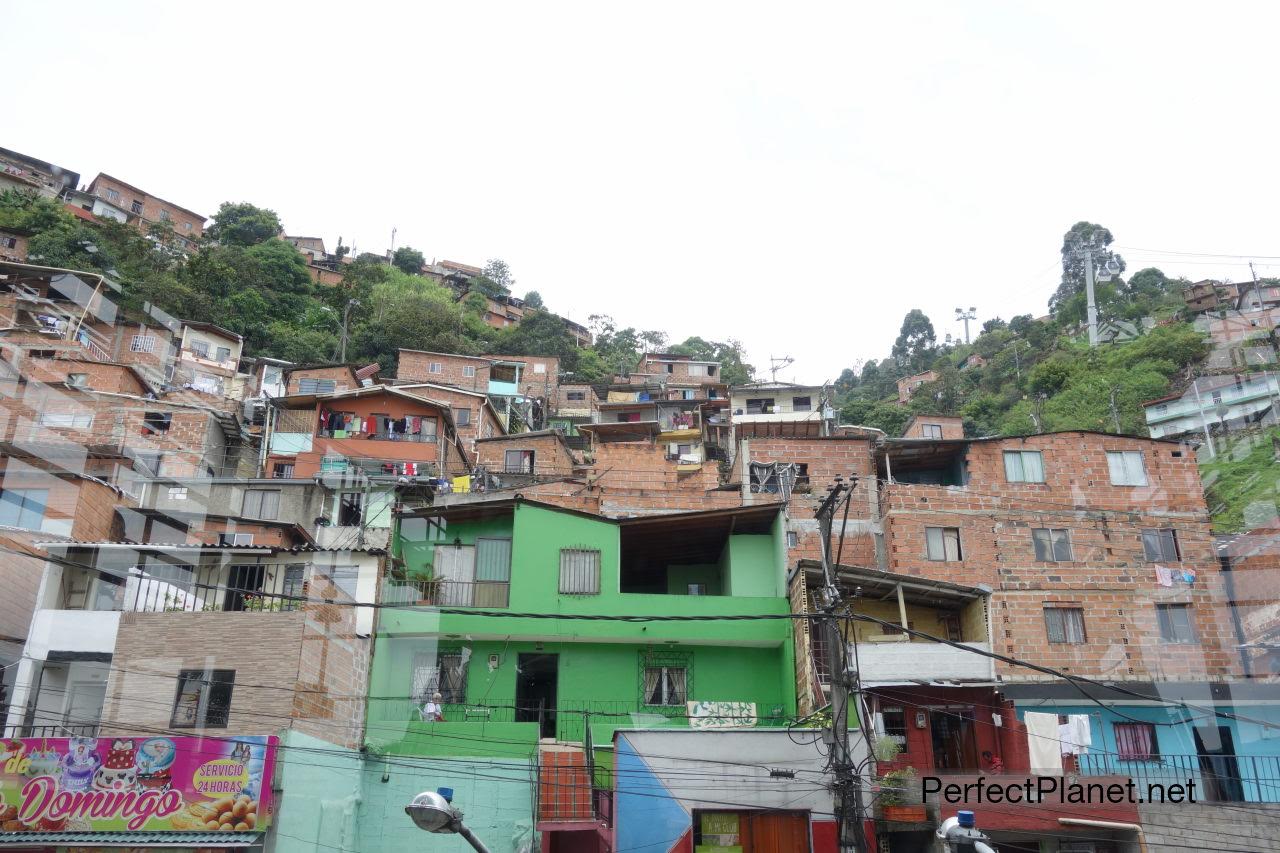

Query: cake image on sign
left=93, top=739, right=139, bottom=792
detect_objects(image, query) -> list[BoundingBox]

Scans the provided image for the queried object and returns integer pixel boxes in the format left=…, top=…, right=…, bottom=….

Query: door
left=64, top=680, right=106, bottom=735
left=1194, top=725, right=1244, bottom=802
left=515, top=653, right=558, bottom=739
left=224, top=564, right=265, bottom=611
left=434, top=544, right=476, bottom=605
left=743, top=811, right=810, bottom=852
left=474, top=538, right=512, bottom=607
left=929, top=707, right=979, bottom=771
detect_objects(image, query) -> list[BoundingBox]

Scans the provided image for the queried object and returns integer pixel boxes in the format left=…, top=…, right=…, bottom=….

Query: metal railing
left=371, top=698, right=519, bottom=724
left=1078, top=752, right=1280, bottom=802
left=2, top=723, right=100, bottom=738
left=381, top=578, right=510, bottom=608
left=77, top=576, right=303, bottom=614
left=318, top=429, right=436, bottom=443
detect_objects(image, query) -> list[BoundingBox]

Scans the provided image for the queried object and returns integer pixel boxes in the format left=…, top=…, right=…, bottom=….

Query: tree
left=669, top=336, right=754, bottom=385
left=483, top=259, right=515, bottom=289
left=206, top=202, right=283, bottom=247
left=1050, top=221, right=1125, bottom=312
left=523, top=290, right=545, bottom=310
left=392, top=246, right=425, bottom=276
left=890, top=309, right=937, bottom=372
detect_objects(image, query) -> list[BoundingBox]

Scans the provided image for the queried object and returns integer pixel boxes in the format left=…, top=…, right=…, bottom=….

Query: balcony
left=382, top=578, right=510, bottom=608
left=179, top=347, right=238, bottom=372
left=1079, top=752, right=1280, bottom=803
left=58, top=566, right=312, bottom=615
left=317, top=428, right=436, bottom=443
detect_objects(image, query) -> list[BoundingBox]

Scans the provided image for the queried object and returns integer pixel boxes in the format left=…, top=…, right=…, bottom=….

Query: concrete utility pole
left=954, top=307, right=977, bottom=344
left=338, top=298, right=360, bottom=363
left=815, top=479, right=868, bottom=853
left=1084, top=251, right=1099, bottom=347
left=1190, top=376, right=1216, bottom=459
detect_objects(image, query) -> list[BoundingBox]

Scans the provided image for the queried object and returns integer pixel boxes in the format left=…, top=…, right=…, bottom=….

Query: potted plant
left=878, top=767, right=926, bottom=822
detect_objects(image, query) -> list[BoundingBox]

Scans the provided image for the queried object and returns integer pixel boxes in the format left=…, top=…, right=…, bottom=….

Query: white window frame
left=429, top=362, right=443, bottom=374
left=921, top=423, right=943, bottom=439
left=462, top=365, right=476, bottom=378
left=130, top=335, right=157, bottom=353
left=241, top=489, right=281, bottom=520
left=1032, top=527, right=1072, bottom=562
left=533, top=363, right=547, bottom=374
left=559, top=548, right=601, bottom=595
left=1003, top=450, right=1045, bottom=483
left=189, top=339, right=210, bottom=359
left=1107, top=450, right=1148, bottom=486
left=167, top=487, right=188, bottom=500
left=925, top=526, right=962, bottom=561
left=39, top=411, right=93, bottom=429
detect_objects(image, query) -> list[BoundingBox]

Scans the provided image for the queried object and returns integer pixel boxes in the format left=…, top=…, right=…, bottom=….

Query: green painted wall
left=725, top=534, right=778, bottom=597
left=666, top=563, right=722, bottom=595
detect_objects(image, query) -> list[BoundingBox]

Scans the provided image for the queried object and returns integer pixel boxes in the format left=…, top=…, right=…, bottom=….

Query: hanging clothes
left=1155, top=565, right=1174, bottom=587
left=365, top=415, right=376, bottom=434
left=1067, top=715, right=1091, bottom=755
left=319, top=410, right=330, bottom=430
left=1024, top=712, right=1064, bottom=775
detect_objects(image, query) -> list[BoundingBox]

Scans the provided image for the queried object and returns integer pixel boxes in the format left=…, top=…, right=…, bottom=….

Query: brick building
left=901, top=413, right=964, bottom=440
left=0, top=146, right=79, bottom=199
left=265, top=384, right=467, bottom=479
left=895, top=369, right=938, bottom=403
left=394, top=382, right=505, bottom=462
left=474, top=429, right=579, bottom=480
left=173, top=320, right=243, bottom=396
left=395, top=350, right=491, bottom=393
left=0, top=229, right=28, bottom=262
left=84, top=172, right=206, bottom=247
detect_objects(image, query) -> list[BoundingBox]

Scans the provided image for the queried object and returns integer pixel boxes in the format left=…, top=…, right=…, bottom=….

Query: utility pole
left=338, top=298, right=360, bottom=362
left=815, top=479, right=868, bottom=853
left=954, top=307, right=977, bottom=344
left=1108, top=386, right=1122, bottom=433
left=1011, top=341, right=1027, bottom=382
left=1084, top=250, right=1099, bottom=347
left=1190, top=375, right=1216, bottom=459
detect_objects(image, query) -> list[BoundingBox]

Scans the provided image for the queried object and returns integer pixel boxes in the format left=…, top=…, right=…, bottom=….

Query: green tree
left=1050, top=221, right=1125, bottom=312
left=206, top=202, right=283, bottom=247
left=522, top=290, right=545, bottom=309
left=392, top=246, right=425, bottom=275
left=669, top=336, right=754, bottom=385
left=890, top=309, right=937, bottom=372
left=483, top=259, right=514, bottom=290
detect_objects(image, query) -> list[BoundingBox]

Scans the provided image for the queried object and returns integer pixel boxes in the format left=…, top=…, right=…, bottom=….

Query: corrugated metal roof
left=0, top=830, right=260, bottom=846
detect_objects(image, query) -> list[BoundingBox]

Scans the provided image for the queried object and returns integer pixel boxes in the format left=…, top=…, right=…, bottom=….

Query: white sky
left=7, top=2, right=1280, bottom=383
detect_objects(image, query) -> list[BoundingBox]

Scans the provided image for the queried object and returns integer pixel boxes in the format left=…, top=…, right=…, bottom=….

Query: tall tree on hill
left=206, top=202, right=283, bottom=247
left=523, top=290, right=545, bottom=309
left=391, top=246, right=425, bottom=275
left=670, top=336, right=754, bottom=385
left=1050, top=221, right=1125, bottom=312
left=891, top=309, right=937, bottom=372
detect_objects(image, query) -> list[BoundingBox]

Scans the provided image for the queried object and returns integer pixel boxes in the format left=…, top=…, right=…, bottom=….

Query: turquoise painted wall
left=274, top=730, right=364, bottom=853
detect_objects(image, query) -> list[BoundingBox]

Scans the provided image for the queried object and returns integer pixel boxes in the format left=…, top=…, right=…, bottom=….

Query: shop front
left=0, top=735, right=277, bottom=852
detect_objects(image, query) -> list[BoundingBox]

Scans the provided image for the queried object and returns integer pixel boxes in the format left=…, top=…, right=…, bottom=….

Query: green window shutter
left=475, top=538, right=512, bottom=581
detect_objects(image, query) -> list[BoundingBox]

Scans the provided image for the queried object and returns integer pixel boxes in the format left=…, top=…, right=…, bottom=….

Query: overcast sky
left=7, top=2, right=1279, bottom=383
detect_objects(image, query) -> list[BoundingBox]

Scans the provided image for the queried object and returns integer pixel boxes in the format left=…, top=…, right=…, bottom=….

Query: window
left=745, top=398, right=774, bottom=415
left=880, top=705, right=907, bottom=746
left=167, top=487, right=188, bottom=500
left=676, top=443, right=692, bottom=456
left=241, top=489, right=281, bottom=520
left=183, top=222, right=193, bottom=231
left=1003, top=450, right=1045, bottom=483
left=921, top=423, right=943, bottom=439
left=786, top=531, right=798, bottom=548
left=688, top=364, right=707, bottom=377
left=567, top=391, right=586, bottom=401
left=158, top=209, right=171, bottom=222
left=217, top=533, right=254, bottom=546
left=130, top=335, right=157, bottom=353
left=297, top=377, right=337, bottom=395
left=272, top=462, right=294, bottom=479
left=1143, top=529, right=1180, bottom=562
left=666, top=363, right=675, bottom=373
left=189, top=340, right=210, bottom=359
left=0, top=489, right=47, bottom=530
left=462, top=365, right=476, bottom=378
left=1107, top=450, right=1148, bottom=486
left=1032, top=528, right=1072, bottom=561
left=455, top=408, right=471, bottom=426
left=1114, top=722, right=1159, bottom=761
left=687, top=583, right=707, bottom=595
left=1156, top=604, right=1196, bottom=644
left=131, top=200, right=143, bottom=215
left=412, top=650, right=467, bottom=704
left=792, top=396, right=812, bottom=412
left=170, top=669, right=234, bottom=728
left=215, top=346, right=231, bottom=363
left=429, top=362, right=443, bottom=374
left=925, top=526, right=962, bottom=561
left=142, top=412, right=172, bottom=435
left=504, top=449, right=534, bottom=474
left=105, top=188, right=120, bottom=202
left=559, top=548, right=601, bottom=595
left=1044, top=607, right=1087, bottom=644
left=643, top=661, right=687, bottom=706
left=39, top=411, right=93, bottom=429
left=533, top=363, right=546, bottom=374
left=707, top=365, right=717, bottom=376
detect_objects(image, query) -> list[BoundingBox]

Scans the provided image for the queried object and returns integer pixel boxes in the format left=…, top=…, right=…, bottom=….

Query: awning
left=0, top=830, right=261, bottom=847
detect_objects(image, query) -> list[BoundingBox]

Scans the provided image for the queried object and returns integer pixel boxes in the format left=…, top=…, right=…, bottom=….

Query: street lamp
left=405, top=788, right=491, bottom=853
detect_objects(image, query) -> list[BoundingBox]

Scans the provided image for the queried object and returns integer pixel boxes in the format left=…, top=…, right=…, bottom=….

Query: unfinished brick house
left=394, top=382, right=505, bottom=462
left=475, top=429, right=579, bottom=480
left=84, top=172, right=206, bottom=247
left=265, top=384, right=467, bottom=479
left=284, top=362, right=381, bottom=396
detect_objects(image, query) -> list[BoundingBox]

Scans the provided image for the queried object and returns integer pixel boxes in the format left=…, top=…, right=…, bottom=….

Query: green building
left=363, top=497, right=796, bottom=852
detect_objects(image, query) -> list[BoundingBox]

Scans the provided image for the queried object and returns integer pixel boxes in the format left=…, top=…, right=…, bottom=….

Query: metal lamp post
left=405, top=788, right=491, bottom=853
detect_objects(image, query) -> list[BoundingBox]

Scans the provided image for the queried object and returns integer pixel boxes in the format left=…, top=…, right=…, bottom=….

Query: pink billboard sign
left=0, top=735, right=277, bottom=834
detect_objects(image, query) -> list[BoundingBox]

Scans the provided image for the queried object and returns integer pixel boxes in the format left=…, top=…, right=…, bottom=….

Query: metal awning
left=0, top=831, right=261, bottom=847
left=797, top=559, right=990, bottom=607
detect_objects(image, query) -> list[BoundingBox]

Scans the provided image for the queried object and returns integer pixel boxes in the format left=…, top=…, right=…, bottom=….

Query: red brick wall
left=88, top=174, right=204, bottom=237
left=635, top=356, right=723, bottom=386
left=0, top=533, right=50, bottom=645
left=882, top=433, right=1239, bottom=681
left=0, top=230, right=28, bottom=262
left=286, top=366, right=358, bottom=395
left=397, top=385, right=490, bottom=461
left=481, top=355, right=559, bottom=401
left=21, top=357, right=147, bottom=395
left=272, top=394, right=450, bottom=477
left=396, top=351, right=491, bottom=392
left=903, top=415, right=964, bottom=439
left=477, top=433, right=576, bottom=477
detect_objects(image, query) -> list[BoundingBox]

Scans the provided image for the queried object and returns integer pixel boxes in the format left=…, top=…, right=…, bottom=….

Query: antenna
left=769, top=355, right=794, bottom=382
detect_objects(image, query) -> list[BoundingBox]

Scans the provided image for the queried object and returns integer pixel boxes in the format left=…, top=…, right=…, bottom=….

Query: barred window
left=411, top=649, right=467, bottom=704
left=559, top=548, right=601, bottom=595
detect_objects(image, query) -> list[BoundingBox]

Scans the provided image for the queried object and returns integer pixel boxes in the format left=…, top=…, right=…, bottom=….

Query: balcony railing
left=1079, top=752, right=1280, bottom=803
left=317, top=429, right=436, bottom=443
left=81, top=577, right=303, bottom=614
left=381, top=578, right=510, bottom=608
left=2, top=723, right=100, bottom=738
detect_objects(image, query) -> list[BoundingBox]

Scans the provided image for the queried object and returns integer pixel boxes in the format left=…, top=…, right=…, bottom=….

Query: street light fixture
left=405, top=788, right=491, bottom=853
